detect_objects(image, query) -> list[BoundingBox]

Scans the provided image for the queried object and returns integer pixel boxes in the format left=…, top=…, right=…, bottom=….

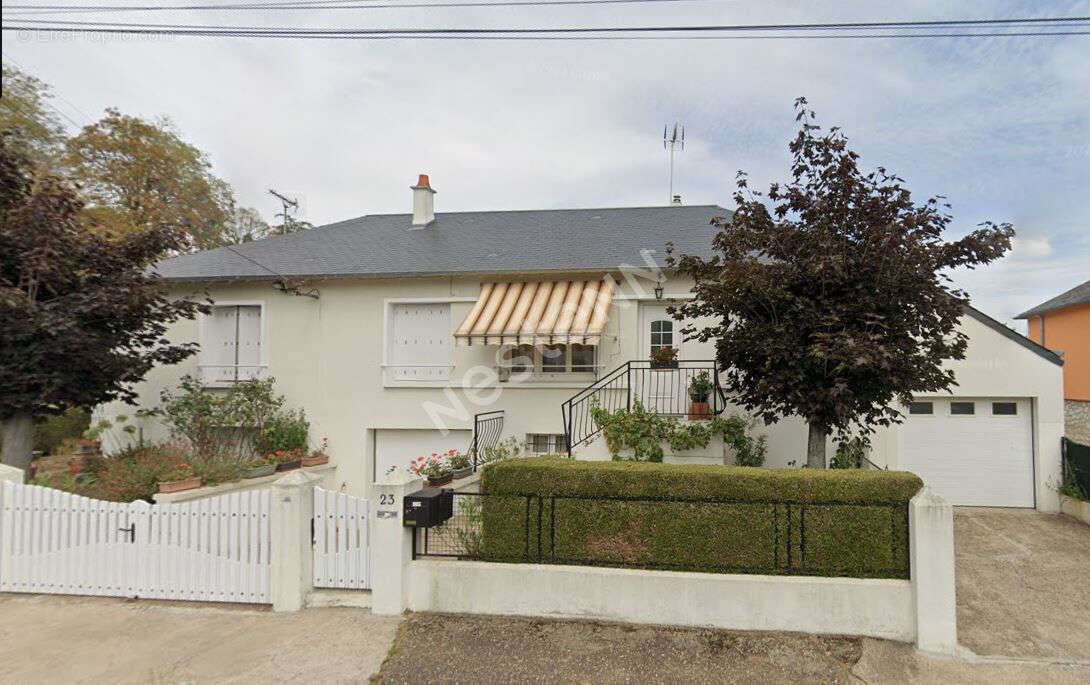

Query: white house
left=98, top=175, right=1065, bottom=511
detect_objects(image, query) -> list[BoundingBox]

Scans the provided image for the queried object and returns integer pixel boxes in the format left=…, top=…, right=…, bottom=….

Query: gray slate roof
left=153, top=205, right=731, bottom=282
left=1015, top=279, right=1090, bottom=319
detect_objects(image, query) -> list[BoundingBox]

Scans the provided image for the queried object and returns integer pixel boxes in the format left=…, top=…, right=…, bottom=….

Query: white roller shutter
left=199, top=305, right=263, bottom=385
left=236, top=305, right=262, bottom=381
left=899, top=398, right=1034, bottom=507
left=389, top=303, right=451, bottom=381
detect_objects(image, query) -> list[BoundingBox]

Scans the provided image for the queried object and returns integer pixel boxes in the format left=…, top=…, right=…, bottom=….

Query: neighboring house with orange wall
left=1017, top=279, right=1090, bottom=440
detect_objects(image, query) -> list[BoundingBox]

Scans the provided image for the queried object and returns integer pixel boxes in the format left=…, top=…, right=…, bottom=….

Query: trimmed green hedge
left=479, top=457, right=922, bottom=579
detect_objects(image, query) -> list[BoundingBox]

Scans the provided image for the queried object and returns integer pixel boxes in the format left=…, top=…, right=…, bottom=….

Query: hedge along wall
left=479, top=457, right=923, bottom=579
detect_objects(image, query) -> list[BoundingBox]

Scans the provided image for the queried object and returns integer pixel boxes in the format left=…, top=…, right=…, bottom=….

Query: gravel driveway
left=955, top=507, right=1090, bottom=660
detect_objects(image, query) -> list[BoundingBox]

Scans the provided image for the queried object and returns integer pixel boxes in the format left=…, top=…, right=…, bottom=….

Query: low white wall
left=1060, top=495, right=1090, bottom=526
left=0, top=464, right=23, bottom=484
left=407, top=560, right=915, bottom=642
left=153, top=464, right=337, bottom=504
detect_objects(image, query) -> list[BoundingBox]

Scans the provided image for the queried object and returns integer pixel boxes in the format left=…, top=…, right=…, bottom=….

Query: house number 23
left=379, top=494, right=396, bottom=506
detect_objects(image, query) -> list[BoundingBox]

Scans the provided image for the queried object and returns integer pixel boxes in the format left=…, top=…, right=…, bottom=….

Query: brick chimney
left=411, top=173, right=436, bottom=227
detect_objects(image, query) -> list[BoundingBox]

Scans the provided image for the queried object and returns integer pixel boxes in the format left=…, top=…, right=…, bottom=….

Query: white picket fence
left=0, top=481, right=271, bottom=604
left=312, top=487, right=370, bottom=590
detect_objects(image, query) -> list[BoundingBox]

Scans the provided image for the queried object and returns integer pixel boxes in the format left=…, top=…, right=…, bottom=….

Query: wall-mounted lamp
left=653, top=283, right=664, bottom=300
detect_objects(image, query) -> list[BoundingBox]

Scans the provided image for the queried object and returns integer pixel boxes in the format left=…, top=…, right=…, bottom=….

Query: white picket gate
left=0, top=481, right=271, bottom=604
left=312, top=487, right=370, bottom=589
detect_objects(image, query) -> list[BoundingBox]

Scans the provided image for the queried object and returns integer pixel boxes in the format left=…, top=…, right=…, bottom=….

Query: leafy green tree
left=65, top=108, right=240, bottom=250
left=667, top=99, right=1013, bottom=468
left=0, top=63, right=66, bottom=167
left=0, top=136, right=207, bottom=470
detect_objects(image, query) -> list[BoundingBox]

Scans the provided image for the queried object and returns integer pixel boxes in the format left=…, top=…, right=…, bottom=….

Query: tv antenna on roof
left=663, top=123, right=684, bottom=205
left=268, top=188, right=300, bottom=232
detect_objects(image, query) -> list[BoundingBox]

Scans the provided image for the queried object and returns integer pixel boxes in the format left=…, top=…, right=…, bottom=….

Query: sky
left=3, top=0, right=1088, bottom=329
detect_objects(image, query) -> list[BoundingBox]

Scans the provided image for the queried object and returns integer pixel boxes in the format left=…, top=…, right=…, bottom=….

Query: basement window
left=528, top=434, right=566, bottom=454
left=992, top=402, right=1018, bottom=416
left=950, top=402, right=976, bottom=416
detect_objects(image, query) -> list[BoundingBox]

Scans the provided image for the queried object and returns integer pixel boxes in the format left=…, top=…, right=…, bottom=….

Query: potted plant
left=67, top=457, right=86, bottom=475
left=449, top=450, right=473, bottom=479
left=244, top=456, right=276, bottom=479
left=302, top=438, right=330, bottom=467
left=688, top=371, right=712, bottom=420
left=273, top=448, right=304, bottom=472
left=410, top=453, right=454, bottom=487
left=158, top=462, right=201, bottom=494
left=650, top=346, right=679, bottom=369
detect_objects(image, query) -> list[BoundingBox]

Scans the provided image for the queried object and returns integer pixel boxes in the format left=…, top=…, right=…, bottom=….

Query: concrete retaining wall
left=407, top=560, right=915, bottom=641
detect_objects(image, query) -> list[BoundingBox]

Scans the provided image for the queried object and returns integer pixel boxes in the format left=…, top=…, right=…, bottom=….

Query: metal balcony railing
left=560, top=360, right=728, bottom=456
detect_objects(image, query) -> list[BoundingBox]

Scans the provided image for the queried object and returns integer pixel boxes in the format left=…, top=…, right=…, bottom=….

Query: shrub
left=480, top=457, right=922, bottom=579
left=255, top=409, right=309, bottom=455
left=591, top=400, right=767, bottom=466
left=830, top=436, right=870, bottom=469
left=34, top=407, right=91, bottom=455
left=158, top=375, right=294, bottom=461
left=94, top=444, right=188, bottom=502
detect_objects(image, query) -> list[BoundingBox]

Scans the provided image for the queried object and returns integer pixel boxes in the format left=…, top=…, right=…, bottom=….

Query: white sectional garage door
left=899, top=398, right=1034, bottom=508
left=374, top=429, right=471, bottom=478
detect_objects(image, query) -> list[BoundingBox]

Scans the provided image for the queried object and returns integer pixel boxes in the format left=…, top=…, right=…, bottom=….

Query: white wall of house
left=97, top=272, right=717, bottom=499
left=98, top=273, right=1063, bottom=511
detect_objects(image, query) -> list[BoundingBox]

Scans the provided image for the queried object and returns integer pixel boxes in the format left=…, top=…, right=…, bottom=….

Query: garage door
left=374, top=429, right=471, bottom=479
left=899, top=398, right=1034, bottom=507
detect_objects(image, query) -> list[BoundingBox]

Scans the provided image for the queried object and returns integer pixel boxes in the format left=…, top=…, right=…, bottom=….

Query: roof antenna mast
left=268, top=188, right=300, bottom=234
left=663, top=123, right=684, bottom=205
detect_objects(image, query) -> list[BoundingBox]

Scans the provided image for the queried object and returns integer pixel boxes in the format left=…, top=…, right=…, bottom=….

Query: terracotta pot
left=688, top=401, right=711, bottom=421
left=159, top=476, right=201, bottom=493
left=275, top=459, right=302, bottom=472
left=67, top=457, right=87, bottom=475
left=244, top=463, right=276, bottom=478
left=427, top=473, right=454, bottom=487
left=301, top=455, right=329, bottom=467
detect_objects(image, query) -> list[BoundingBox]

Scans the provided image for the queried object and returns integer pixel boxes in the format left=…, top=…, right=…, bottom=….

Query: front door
left=637, top=304, right=687, bottom=414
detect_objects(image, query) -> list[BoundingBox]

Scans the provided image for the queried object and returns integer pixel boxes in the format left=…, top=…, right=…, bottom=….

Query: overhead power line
left=3, top=15, right=1089, bottom=40
left=1, top=0, right=727, bottom=15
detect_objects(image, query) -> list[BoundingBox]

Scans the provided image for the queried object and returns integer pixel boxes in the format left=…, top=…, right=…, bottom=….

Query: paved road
left=0, top=594, right=400, bottom=684
left=954, top=507, right=1090, bottom=660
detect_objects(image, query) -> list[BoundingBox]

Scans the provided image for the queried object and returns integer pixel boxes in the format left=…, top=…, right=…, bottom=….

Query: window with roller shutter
left=199, top=304, right=264, bottom=386
left=388, top=303, right=451, bottom=382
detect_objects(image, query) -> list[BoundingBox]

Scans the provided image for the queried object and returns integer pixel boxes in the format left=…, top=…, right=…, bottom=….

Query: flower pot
left=427, top=473, right=454, bottom=487
left=67, top=457, right=87, bottom=475
left=159, top=476, right=201, bottom=494
left=688, top=401, right=711, bottom=420
left=276, top=459, right=302, bottom=472
left=244, top=464, right=276, bottom=478
left=301, top=455, right=329, bottom=467
left=452, top=466, right=474, bottom=480
left=650, top=360, right=679, bottom=370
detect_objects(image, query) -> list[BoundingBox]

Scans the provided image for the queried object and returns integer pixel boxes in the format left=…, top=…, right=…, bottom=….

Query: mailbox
left=403, top=487, right=453, bottom=528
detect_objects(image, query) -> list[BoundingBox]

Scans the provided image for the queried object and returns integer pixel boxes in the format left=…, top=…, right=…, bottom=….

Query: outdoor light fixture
left=654, top=283, right=664, bottom=300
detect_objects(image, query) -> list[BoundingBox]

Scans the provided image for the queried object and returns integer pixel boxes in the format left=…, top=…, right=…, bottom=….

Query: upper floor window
left=200, top=304, right=263, bottom=386
left=502, top=344, right=597, bottom=376
left=388, top=303, right=451, bottom=382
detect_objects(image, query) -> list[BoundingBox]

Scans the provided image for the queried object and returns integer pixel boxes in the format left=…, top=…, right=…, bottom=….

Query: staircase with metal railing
left=561, top=360, right=728, bottom=456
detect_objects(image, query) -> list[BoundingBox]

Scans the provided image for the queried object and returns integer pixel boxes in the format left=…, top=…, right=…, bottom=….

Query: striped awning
left=455, top=278, right=616, bottom=346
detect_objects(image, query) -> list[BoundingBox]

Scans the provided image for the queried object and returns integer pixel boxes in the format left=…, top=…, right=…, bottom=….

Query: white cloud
left=1010, top=237, right=1054, bottom=258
